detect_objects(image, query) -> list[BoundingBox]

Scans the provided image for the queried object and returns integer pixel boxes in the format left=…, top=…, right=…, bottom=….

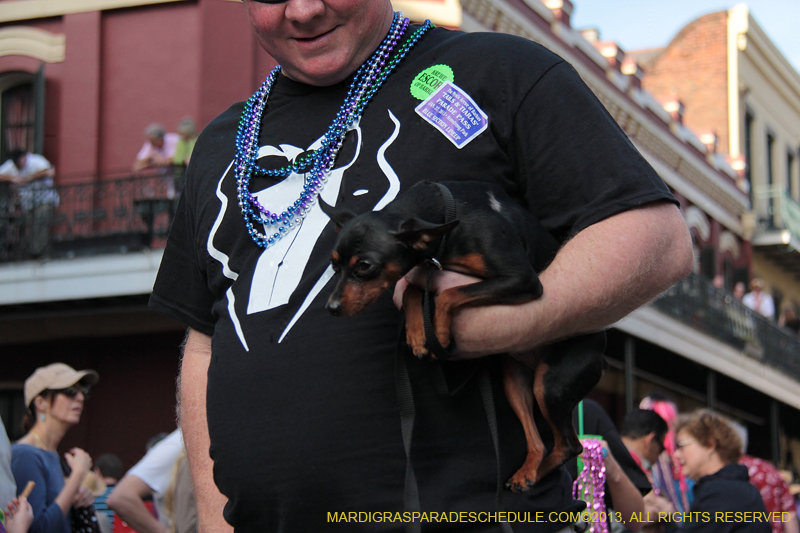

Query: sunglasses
left=53, top=384, right=91, bottom=399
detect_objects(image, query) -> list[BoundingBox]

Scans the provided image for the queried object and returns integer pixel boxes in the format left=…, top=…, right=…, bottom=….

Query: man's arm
left=107, top=475, right=168, bottom=533
left=784, top=511, right=799, bottom=533
left=397, top=202, right=693, bottom=357
left=11, top=167, right=54, bottom=184
left=24, top=167, right=54, bottom=181
left=132, top=157, right=155, bottom=172
left=181, top=328, right=232, bottom=533
left=599, top=442, right=645, bottom=531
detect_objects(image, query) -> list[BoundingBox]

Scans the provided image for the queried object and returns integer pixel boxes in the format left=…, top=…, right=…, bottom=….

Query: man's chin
left=282, top=53, right=360, bottom=87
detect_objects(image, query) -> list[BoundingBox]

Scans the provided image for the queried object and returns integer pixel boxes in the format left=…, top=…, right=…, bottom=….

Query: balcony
left=0, top=172, right=178, bottom=263
left=651, top=272, right=800, bottom=382
left=752, top=186, right=800, bottom=274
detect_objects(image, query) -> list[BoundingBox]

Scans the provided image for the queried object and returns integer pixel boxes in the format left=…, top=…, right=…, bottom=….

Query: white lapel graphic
left=278, top=110, right=403, bottom=343
left=208, top=111, right=403, bottom=351
left=208, top=160, right=250, bottom=351
left=247, top=130, right=361, bottom=315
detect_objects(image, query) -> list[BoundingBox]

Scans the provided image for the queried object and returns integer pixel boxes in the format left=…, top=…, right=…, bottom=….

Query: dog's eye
left=355, top=261, right=375, bottom=275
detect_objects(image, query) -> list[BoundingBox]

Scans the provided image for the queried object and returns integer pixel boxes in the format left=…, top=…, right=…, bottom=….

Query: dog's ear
left=318, top=197, right=357, bottom=232
left=392, top=218, right=460, bottom=251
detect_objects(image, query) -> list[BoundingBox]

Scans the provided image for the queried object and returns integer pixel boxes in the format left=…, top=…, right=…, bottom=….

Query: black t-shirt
left=150, top=27, right=675, bottom=532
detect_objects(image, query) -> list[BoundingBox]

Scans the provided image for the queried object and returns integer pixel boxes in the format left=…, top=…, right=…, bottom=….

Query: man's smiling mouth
left=294, top=26, right=338, bottom=43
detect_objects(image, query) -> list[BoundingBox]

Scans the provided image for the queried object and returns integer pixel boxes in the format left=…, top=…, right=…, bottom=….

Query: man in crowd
left=132, top=124, right=179, bottom=173
left=93, top=453, right=124, bottom=533
left=743, top=278, right=775, bottom=319
left=0, top=148, right=58, bottom=256
left=620, top=409, right=669, bottom=482
left=149, top=1, right=694, bottom=531
left=108, top=429, right=183, bottom=533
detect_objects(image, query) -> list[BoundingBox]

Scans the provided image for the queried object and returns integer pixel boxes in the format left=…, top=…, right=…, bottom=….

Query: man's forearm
left=132, top=158, right=153, bottom=172
left=603, top=455, right=645, bottom=531
left=13, top=169, right=53, bottom=184
left=107, top=475, right=168, bottom=533
left=450, top=202, right=693, bottom=356
left=785, top=512, right=799, bottom=533
left=181, top=328, right=233, bottom=533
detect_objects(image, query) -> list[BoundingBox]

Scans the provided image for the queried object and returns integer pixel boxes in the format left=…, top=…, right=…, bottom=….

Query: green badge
left=410, top=64, right=454, bottom=100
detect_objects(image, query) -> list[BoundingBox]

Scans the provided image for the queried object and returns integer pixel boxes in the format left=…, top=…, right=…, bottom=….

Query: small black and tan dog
left=320, top=180, right=605, bottom=491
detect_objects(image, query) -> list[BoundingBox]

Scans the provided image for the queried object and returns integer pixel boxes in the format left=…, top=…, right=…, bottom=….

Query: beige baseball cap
left=24, top=363, right=99, bottom=408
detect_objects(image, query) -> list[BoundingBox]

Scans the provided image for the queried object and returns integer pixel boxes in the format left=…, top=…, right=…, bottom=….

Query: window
left=0, top=65, right=44, bottom=163
left=767, top=133, right=775, bottom=227
left=1, top=82, right=35, bottom=160
left=744, top=111, right=754, bottom=202
left=723, top=257, right=733, bottom=291
left=700, top=246, right=716, bottom=281
left=790, top=150, right=797, bottom=200
left=767, top=133, right=775, bottom=185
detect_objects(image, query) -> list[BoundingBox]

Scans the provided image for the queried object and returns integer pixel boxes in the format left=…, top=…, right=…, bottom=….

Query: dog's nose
left=326, top=299, right=342, bottom=316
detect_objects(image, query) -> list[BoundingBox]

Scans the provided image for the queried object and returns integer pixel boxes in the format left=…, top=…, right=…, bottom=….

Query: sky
left=569, top=1, right=800, bottom=74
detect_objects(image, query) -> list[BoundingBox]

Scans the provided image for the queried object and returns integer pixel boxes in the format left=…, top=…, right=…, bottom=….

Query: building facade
left=0, top=0, right=798, bottom=476
left=459, top=0, right=800, bottom=468
left=635, top=4, right=800, bottom=468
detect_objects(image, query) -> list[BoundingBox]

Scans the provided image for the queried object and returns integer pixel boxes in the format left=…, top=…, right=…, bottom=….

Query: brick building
left=639, top=5, right=800, bottom=307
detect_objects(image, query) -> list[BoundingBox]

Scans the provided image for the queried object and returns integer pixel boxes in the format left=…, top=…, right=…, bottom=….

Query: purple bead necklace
left=573, top=438, right=610, bottom=533
left=234, top=12, right=433, bottom=249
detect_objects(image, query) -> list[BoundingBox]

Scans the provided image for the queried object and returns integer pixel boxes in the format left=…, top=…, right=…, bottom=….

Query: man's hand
left=393, top=266, right=481, bottom=309
left=644, top=491, right=674, bottom=515
left=396, top=202, right=692, bottom=358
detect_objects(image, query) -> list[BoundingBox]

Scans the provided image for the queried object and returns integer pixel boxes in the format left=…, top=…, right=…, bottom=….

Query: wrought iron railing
left=651, top=273, right=800, bottom=381
left=754, top=186, right=800, bottom=240
left=0, top=171, right=180, bottom=262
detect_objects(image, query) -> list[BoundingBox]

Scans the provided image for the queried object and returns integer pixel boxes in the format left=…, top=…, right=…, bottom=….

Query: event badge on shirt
left=415, top=81, right=488, bottom=149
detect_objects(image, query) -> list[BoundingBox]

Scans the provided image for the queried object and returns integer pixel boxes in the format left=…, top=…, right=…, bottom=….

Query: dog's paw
left=406, top=330, right=429, bottom=359
left=413, top=345, right=430, bottom=359
left=506, top=470, right=537, bottom=493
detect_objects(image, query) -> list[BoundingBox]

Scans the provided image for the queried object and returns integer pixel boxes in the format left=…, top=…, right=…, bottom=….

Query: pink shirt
left=136, top=132, right=179, bottom=162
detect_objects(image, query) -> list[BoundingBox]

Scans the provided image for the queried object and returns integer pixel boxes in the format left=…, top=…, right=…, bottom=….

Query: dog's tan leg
left=432, top=286, right=474, bottom=348
left=503, top=355, right=546, bottom=492
left=402, top=284, right=428, bottom=358
left=532, top=362, right=583, bottom=479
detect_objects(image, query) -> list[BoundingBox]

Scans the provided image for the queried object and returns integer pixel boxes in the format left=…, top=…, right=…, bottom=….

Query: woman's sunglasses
left=53, top=384, right=91, bottom=399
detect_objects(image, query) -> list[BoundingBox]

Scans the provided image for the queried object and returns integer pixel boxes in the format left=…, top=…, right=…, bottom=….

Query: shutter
left=34, top=63, right=45, bottom=155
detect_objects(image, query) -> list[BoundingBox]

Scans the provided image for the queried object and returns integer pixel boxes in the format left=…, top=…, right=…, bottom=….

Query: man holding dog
left=149, top=0, right=693, bottom=531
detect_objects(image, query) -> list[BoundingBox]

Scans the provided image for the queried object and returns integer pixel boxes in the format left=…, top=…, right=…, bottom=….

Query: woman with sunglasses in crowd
left=658, top=409, right=770, bottom=532
left=11, top=363, right=99, bottom=533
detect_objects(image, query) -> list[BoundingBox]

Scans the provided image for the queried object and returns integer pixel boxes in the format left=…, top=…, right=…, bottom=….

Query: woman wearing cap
left=10, top=363, right=99, bottom=533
